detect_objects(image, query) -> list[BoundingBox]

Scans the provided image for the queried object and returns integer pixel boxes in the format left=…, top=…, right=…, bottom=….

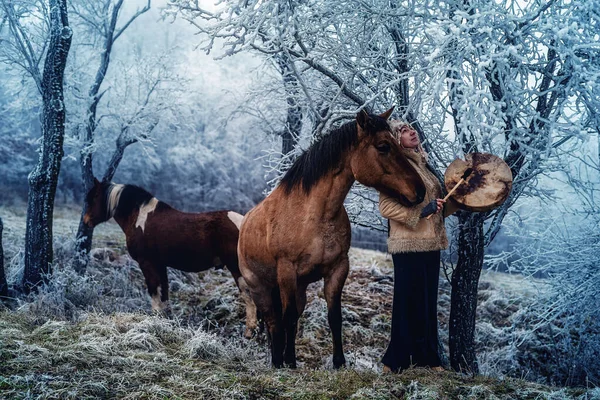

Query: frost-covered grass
left=0, top=309, right=591, bottom=399
left=0, top=206, right=596, bottom=399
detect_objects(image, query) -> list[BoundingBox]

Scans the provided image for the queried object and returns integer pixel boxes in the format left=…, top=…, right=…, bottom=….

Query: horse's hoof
left=284, top=353, right=297, bottom=368
left=244, top=327, right=255, bottom=339
left=333, top=355, right=346, bottom=369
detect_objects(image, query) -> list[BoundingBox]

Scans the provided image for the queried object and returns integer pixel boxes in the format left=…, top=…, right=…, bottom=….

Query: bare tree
left=0, top=217, right=6, bottom=298
left=1, top=0, right=73, bottom=291
left=276, top=53, right=302, bottom=157
left=70, top=0, right=151, bottom=272
left=170, top=0, right=599, bottom=374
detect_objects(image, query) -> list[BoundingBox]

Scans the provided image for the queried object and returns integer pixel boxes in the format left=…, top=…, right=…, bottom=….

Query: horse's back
left=139, top=207, right=240, bottom=272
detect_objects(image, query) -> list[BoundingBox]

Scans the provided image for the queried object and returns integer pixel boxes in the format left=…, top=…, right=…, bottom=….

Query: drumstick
left=426, top=167, right=474, bottom=220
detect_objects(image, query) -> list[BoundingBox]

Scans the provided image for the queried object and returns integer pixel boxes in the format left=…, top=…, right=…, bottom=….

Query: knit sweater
left=379, top=149, right=458, bottom=253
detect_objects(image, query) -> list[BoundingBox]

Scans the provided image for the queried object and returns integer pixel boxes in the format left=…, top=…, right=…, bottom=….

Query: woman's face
left=398, top=124, right=420, bottom=149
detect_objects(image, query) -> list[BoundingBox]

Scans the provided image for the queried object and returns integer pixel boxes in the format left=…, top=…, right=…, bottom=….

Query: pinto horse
left=238, top=108, right=426, bottom=368
left=83, top=179, right=257, bottom=337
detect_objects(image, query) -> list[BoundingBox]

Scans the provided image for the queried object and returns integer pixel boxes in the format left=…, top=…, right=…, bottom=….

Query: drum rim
left=444, top=153, right=513, bottom=212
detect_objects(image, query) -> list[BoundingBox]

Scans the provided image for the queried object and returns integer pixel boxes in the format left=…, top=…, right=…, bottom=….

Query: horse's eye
left=376, top=143, right=391, bottom=154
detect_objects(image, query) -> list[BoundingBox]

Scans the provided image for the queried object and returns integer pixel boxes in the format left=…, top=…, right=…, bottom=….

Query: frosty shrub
left=508, top=212, right=600, bottom=386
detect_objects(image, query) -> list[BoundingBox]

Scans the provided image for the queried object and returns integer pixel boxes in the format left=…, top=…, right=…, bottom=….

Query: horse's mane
left=280, top=114, right=389, bottom=194
left=116, top=184, right=156, bottom=217
left=102, top=183, right=164, bottom=219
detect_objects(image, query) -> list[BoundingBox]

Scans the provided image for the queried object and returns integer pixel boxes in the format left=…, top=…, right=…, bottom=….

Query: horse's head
left=350, top=108, right=426, bottom=206
left=83, top=178, right=111, bottom=227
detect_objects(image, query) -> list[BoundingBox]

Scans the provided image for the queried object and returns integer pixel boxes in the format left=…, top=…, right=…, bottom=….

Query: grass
left=0, top=309, right=588, bottom=399
left=0, top=205, right=597, bottom=399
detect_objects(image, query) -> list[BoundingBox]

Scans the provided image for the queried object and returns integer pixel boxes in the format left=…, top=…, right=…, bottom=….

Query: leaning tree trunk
left=73, top=133, right=136, bottom=273
left=72, top=158, right=95, bottom=274
left=0, top=217, right=7, bottom=297
left=449, top=211, right=485, bottom=374
left=72, top=0, right=150, bottom=274
left=22, top=0, right=72, bottom=292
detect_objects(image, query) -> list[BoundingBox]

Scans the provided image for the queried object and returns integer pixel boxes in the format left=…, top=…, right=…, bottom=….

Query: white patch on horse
left=107, top=184, right=125, bottom=219
left=151, top=286, right=166, bottom=311
left=136, top=197, right=159, bottom=233
left=227, top=211, right=244, bottom=230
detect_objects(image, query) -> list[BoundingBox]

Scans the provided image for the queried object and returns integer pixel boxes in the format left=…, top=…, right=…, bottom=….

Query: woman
left=380, top=120, right=457, bottom=373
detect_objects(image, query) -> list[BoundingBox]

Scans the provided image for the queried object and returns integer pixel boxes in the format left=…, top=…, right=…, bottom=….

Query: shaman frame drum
left=444, top=153, right=513, bottom=212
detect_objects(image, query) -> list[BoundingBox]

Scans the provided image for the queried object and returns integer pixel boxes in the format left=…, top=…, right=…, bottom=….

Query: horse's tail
left=227, top=211, right=245, bottom=231
left=271, top=286, right=283, bottom=321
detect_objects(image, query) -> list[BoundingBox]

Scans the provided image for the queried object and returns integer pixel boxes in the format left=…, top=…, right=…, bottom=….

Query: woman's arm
left=379, top=192, right=422, bottom=228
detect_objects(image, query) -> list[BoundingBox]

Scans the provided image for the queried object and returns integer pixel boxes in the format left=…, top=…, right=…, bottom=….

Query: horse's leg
left=324, top=256, right=349, bottom=369
left=295, top=282, right=308, bottom=335
left=278, top=260, right=299, bottom=368
left=252, top=285, right=284, bottom=368
left=157, top=265, right=172, bottom=317
left=139, top=260, right=169, bottom=315
left=227, top=266, right=258, bottom=338
left=270, top=286, right=286, bottom=368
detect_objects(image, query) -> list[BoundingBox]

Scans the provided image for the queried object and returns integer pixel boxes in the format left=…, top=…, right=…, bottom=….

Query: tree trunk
left=281, top=111, right=300, bottom=156
left=449, top=211, right=485, bottom=374
left=72, top=144, right=95, bottom=274
left=72, top=1, right=150, bottom=273
left=22, top=0, right=72, bottom=292
left=277, top=54, right=302, bottom=156
left=73, top=133, right=135, bottom=273
left=103, top=136, right=136, bottom=183
left=73, top=206, right=94, bottom=273
left=0, top=217, right=7, bottom=298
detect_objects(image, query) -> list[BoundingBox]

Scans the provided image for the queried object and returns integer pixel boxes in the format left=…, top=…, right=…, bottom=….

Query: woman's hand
left=420, top=198, right=446, bottom=218
left=434, top=198, right=445, bottom=214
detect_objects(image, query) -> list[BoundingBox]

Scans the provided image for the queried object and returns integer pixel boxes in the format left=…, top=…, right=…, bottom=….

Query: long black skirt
left=382, top=250, right=441, bottom=372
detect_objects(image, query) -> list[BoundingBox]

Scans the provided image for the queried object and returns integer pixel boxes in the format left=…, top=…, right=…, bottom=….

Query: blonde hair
left=389, top=119, right=428, bottom=161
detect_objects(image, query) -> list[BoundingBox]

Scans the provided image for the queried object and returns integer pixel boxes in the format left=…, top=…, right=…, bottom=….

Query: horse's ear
left=356, top=109, right=370, bottom=129
left=93, top=177, right=100, bottom=186
left=379, top=106, right=395, bottom=120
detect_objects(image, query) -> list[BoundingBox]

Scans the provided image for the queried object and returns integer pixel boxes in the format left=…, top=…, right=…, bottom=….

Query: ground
left=0, top=205, right=596, bottom=399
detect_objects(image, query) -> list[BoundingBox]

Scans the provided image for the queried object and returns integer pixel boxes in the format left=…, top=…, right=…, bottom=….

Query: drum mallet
left=426, top=167, right=474, bottom=220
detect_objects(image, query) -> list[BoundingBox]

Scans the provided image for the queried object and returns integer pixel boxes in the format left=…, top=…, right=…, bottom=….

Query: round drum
left=444, top=153, right=513, bottom=212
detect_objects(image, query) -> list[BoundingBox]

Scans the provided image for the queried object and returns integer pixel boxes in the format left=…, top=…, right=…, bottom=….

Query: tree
left=434, top=0, right=600, bottom=373
left=1, top=0, right=73, bottom=291
left=69, top=0, right=151, bottom=272
left=0, top=217, right=7, bottom=298
left=0, top=78, right=38, bottom=202
left=171, top=0, right=600, bottom=375
left=276, top=53, right=303, bottom=157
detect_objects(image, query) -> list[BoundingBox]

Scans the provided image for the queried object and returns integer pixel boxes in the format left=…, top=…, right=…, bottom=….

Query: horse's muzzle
left=415, top=188, right=425, bottom=205
left=398, top=191, right=425, bottom=207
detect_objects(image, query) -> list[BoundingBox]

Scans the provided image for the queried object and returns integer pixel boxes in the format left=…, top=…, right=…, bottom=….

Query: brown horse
left=84, top=179, right=257, bottom=337
left=238, top=108, right=426, bottom=368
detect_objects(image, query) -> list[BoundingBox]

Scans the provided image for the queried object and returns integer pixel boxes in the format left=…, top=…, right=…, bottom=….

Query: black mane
left=114, top=184, right=155, bottom=218
left=280, top=114, right=390, bottom=194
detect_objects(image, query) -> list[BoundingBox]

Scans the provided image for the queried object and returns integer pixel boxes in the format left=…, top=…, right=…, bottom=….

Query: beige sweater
left=379, top=149, right=458, bottom=253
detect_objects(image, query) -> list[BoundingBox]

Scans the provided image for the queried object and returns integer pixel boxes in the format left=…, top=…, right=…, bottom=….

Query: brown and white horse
left=84, top=179, right=257, bottom=337
left=238, top=108, right=426, bottom=368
